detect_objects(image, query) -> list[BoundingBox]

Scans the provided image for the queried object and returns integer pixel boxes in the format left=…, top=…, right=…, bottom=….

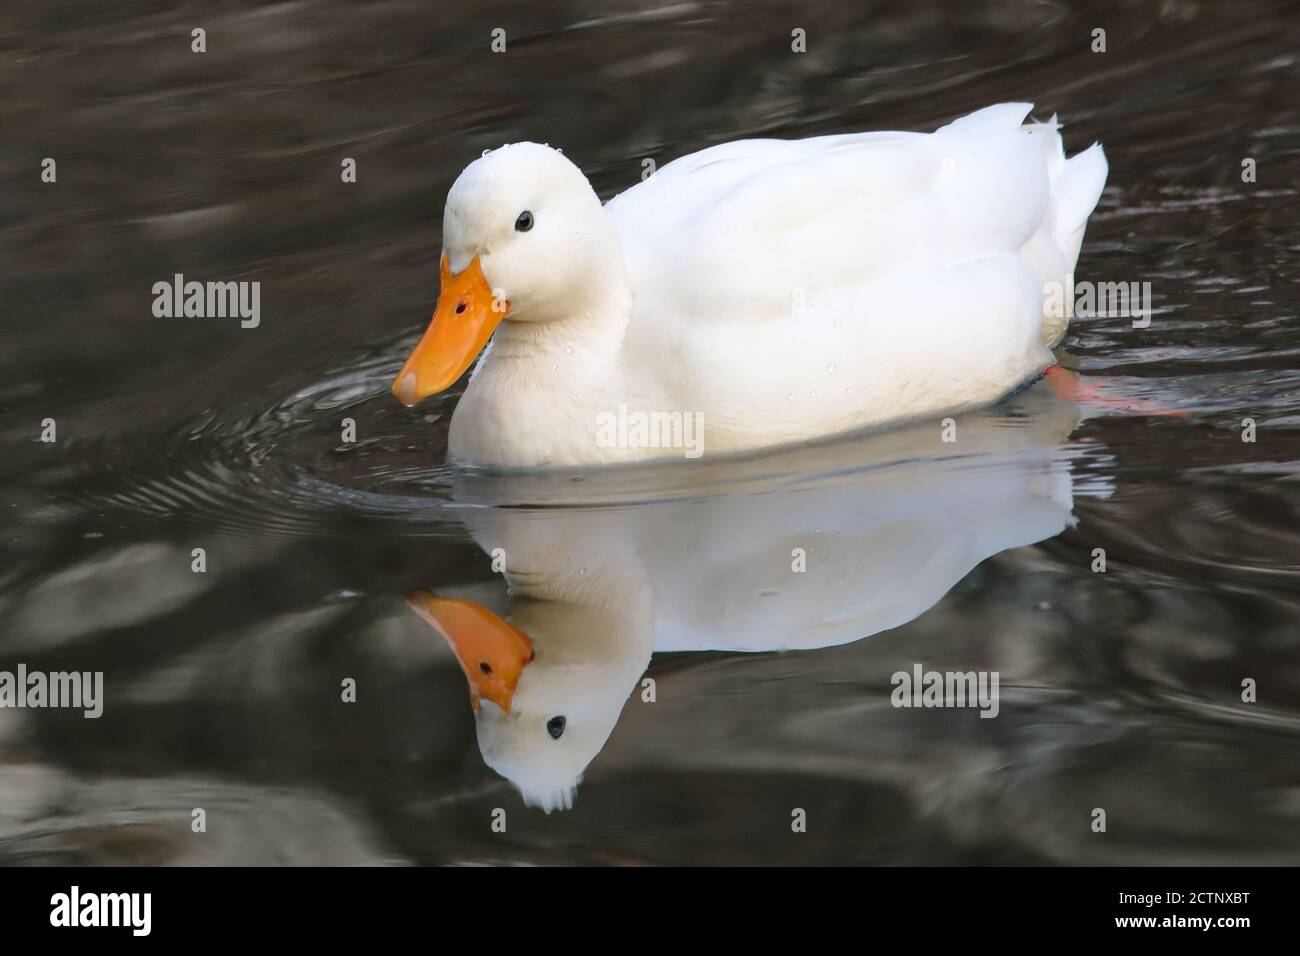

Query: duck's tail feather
left=1021, top=113, right=1108, bottom=347
left=1049, top=140, right=1108, bottom=273
left=938, top=104, right=1107, bottom=271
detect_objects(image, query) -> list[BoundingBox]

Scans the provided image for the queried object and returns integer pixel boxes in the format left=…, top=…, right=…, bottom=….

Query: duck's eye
left=546, top=715, right=566, bottom=739
left=479, top=662, right=492, bottom=675
left=514, top=210, right=534, bottom=232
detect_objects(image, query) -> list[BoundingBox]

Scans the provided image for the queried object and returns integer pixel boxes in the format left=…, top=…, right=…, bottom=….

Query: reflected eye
left=514, top=210, right=534, bottom=232
left=546, top=715, right=566, bottom=739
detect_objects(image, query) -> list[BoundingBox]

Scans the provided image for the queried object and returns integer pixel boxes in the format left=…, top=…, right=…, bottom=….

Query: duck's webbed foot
left=1043, top=364, right=1188, bottom=417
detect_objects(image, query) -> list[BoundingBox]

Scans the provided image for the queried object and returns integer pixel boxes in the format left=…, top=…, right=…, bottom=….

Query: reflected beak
left=392, top=255, right=507, bottom=406
left=404, top=592, right=534, bottom=713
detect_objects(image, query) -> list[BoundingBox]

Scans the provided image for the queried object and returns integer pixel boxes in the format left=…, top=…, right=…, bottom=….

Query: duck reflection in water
left=404, top=388, right=1103, bottom=812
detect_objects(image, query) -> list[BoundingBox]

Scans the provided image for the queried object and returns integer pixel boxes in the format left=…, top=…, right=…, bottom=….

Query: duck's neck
left=487, top=269, right=633, bottom=369
left=453, top=266, right=637, bottom=467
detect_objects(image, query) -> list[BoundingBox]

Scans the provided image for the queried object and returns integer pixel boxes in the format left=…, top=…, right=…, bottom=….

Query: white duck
left=405, top=389, right=1098, bottom=811
left=392, top=102, right=1107, bottom=469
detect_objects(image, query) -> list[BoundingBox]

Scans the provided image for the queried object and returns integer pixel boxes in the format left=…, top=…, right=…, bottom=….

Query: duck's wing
left=605, top=103, right=1104, bottom=337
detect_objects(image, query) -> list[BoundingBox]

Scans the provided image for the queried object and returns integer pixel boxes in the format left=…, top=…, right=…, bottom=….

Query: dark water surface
left=3, top=1, right=1299, bottom=863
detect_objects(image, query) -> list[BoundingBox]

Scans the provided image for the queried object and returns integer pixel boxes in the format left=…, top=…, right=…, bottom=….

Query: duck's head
left=392, top=143, right=621, bottom=407
left=406, top=591, right=640, bottom=813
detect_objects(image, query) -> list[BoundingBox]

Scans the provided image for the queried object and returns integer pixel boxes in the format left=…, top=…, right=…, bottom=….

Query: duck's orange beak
left=404, top=593, right=534, bottom=713
left=392, top=255, right=507, bottom=406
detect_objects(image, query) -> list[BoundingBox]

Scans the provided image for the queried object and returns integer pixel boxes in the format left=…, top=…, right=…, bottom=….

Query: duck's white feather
left=440, top=103, right=1107, bottom=467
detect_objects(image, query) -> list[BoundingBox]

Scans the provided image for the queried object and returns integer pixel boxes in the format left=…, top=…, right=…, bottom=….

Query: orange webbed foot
left=1043, top=365, right=1189, bottom=418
